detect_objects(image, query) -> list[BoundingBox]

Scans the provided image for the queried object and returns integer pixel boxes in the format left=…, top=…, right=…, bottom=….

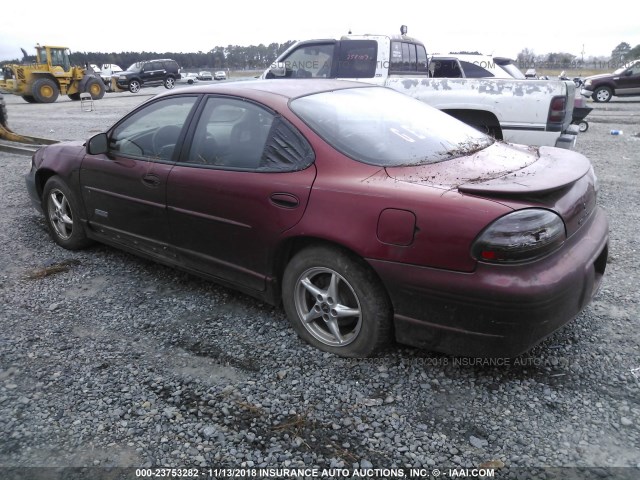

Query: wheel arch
left=35, top=167, right=85, bottom=211
left=29, top=73, right=60, bottom=89
left=33, top=168, right=58, bottom=201
left=593, top=82, right=615, bottom=91
left=271, top=235, right=391, bottom=305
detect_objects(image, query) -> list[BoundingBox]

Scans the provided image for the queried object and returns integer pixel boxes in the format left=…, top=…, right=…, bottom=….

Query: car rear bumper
left=368, top=207, right=609, bottom=358
left=554, top=124, right=579, bottom=149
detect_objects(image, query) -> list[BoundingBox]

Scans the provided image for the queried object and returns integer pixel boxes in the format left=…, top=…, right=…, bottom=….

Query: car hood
left=385, top=142, right=591, bottom=195
left=584, top=73, right=614, bottom=82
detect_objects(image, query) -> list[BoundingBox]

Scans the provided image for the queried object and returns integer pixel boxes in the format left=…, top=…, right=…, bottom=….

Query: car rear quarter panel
left=283, top=137, right=511, bottom=273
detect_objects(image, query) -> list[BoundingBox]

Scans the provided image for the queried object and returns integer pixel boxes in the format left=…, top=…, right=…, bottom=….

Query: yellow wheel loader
left=0, top=44, right=105, bottom=104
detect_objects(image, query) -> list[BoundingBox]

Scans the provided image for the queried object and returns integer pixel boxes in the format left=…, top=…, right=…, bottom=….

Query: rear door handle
left=270, top=193, right=299, bottom=208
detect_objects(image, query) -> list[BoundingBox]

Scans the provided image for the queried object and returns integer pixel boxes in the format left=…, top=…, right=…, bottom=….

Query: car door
left=166, top=96, right=316, bottom=292
left=80, top=95, right=199, bottom=260
left=141, top=61, right=164, bottom=86
left=615, top=62, right=640, bottom=95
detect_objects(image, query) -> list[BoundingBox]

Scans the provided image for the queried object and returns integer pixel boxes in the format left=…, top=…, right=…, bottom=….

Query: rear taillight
left=547, top=96, right=567, bottom=130
left=471, top=209, right=566, bottom=264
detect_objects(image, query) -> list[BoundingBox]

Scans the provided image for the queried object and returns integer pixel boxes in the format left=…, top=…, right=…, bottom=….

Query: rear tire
left=68, top=92, right=81, bottom=101
left=42, top=176, right=92, bottom=250
left=282, top=245, right=392, bottom=357
left=164, top=77, right=176, bottom=89
left=578, top=121, right=589, bottom=132
left=23, top=95, right=37, bottom=103
left=32, top=78, right=60, bottom=103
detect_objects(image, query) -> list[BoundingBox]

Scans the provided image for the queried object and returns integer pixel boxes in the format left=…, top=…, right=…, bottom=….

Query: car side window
left=186, top=97, right=314, bottom=172
left=336, top=40, right=377, bottom=78
left=390, top=42, right=428, bottom=73
left=280, top=43, right=335, bottom=78
left=459, top=60, right=494, bottom=78
left=430, top=59, right=462, bottom=78
left=109, top=96, right=198, bottom=161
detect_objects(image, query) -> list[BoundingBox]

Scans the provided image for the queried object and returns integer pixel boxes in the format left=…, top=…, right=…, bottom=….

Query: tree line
left=516, top=42, right=640, bottom=70
left=1, top=42, right=298, bottom=71
left=4, top=40, right=638, bottom=72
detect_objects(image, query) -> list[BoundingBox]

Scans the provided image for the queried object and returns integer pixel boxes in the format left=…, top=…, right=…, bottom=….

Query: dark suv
left=116, top=59, right=181, bottom=93
left=581, top=59, right=640, bottom=102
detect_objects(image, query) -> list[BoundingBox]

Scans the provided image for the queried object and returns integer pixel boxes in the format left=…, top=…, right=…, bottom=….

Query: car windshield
left=127, top=63, right=143, bottom=73
left=290, top=87, right=493, bottom=167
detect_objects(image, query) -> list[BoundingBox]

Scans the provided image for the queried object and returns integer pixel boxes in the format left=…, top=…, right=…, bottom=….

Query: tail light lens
left=471, top=209, right=566, bottom=263
left=547, top=96, right=567, bottom=130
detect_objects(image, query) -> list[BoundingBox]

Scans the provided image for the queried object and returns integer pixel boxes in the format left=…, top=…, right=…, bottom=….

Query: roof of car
left=169, top=79, right=373, bottom=100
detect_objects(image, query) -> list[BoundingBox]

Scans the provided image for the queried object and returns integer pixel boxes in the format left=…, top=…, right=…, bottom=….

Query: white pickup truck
left=262, top=29, right=578, bottom=149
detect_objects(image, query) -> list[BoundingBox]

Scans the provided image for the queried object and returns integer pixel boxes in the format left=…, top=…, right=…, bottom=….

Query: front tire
left=32, top=78, right=60, bottom=103
left=42, top=176, right=92, bottom=250
left=282, top=245, right=392, bottom=357
left=593, top=86, right=612, bottom=103
left=85, top=77, right=105, bottom=99
left=128, top=80, right=141, bottom=93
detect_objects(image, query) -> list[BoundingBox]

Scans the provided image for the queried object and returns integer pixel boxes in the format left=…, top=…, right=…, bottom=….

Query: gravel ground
left=0, top=90, right=639, bottom=480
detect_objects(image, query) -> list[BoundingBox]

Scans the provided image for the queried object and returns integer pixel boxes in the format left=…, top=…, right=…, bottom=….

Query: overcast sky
left=1, top=1, right=638, bottom=63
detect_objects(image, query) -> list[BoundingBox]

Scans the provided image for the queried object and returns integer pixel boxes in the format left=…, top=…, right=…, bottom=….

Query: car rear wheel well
left=274, top=237, right=387, bottom=296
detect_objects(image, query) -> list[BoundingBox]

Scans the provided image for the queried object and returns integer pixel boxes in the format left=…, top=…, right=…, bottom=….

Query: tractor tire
left=23, top=95, right=38, bottom=103
left=32, top=78, right=60, bottom=103
left=0, top=94, right=7, bottom=129
left=68, top=93, right=81, bottom=101
left=85, top=77, right=105, bottom=100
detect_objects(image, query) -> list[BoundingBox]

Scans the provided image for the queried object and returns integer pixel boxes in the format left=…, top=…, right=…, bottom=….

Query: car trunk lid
left=385, top=142, right=597, bottom=237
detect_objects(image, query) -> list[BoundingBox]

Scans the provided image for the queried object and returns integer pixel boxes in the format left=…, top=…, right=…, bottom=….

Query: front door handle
left=142, top=174, right=161, bottom=187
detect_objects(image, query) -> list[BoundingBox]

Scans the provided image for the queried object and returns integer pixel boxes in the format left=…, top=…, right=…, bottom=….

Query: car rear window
left=290, top=87, right=493, bottom=167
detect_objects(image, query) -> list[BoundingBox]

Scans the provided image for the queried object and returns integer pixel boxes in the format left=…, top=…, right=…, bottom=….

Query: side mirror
left=87, top=133, right=108, bottom=155
left=268, top=62, right=286, bottom=77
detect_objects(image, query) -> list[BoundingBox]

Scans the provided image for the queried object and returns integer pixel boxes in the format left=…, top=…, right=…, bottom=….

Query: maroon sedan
left=25, top=80, right=609, bottom=358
